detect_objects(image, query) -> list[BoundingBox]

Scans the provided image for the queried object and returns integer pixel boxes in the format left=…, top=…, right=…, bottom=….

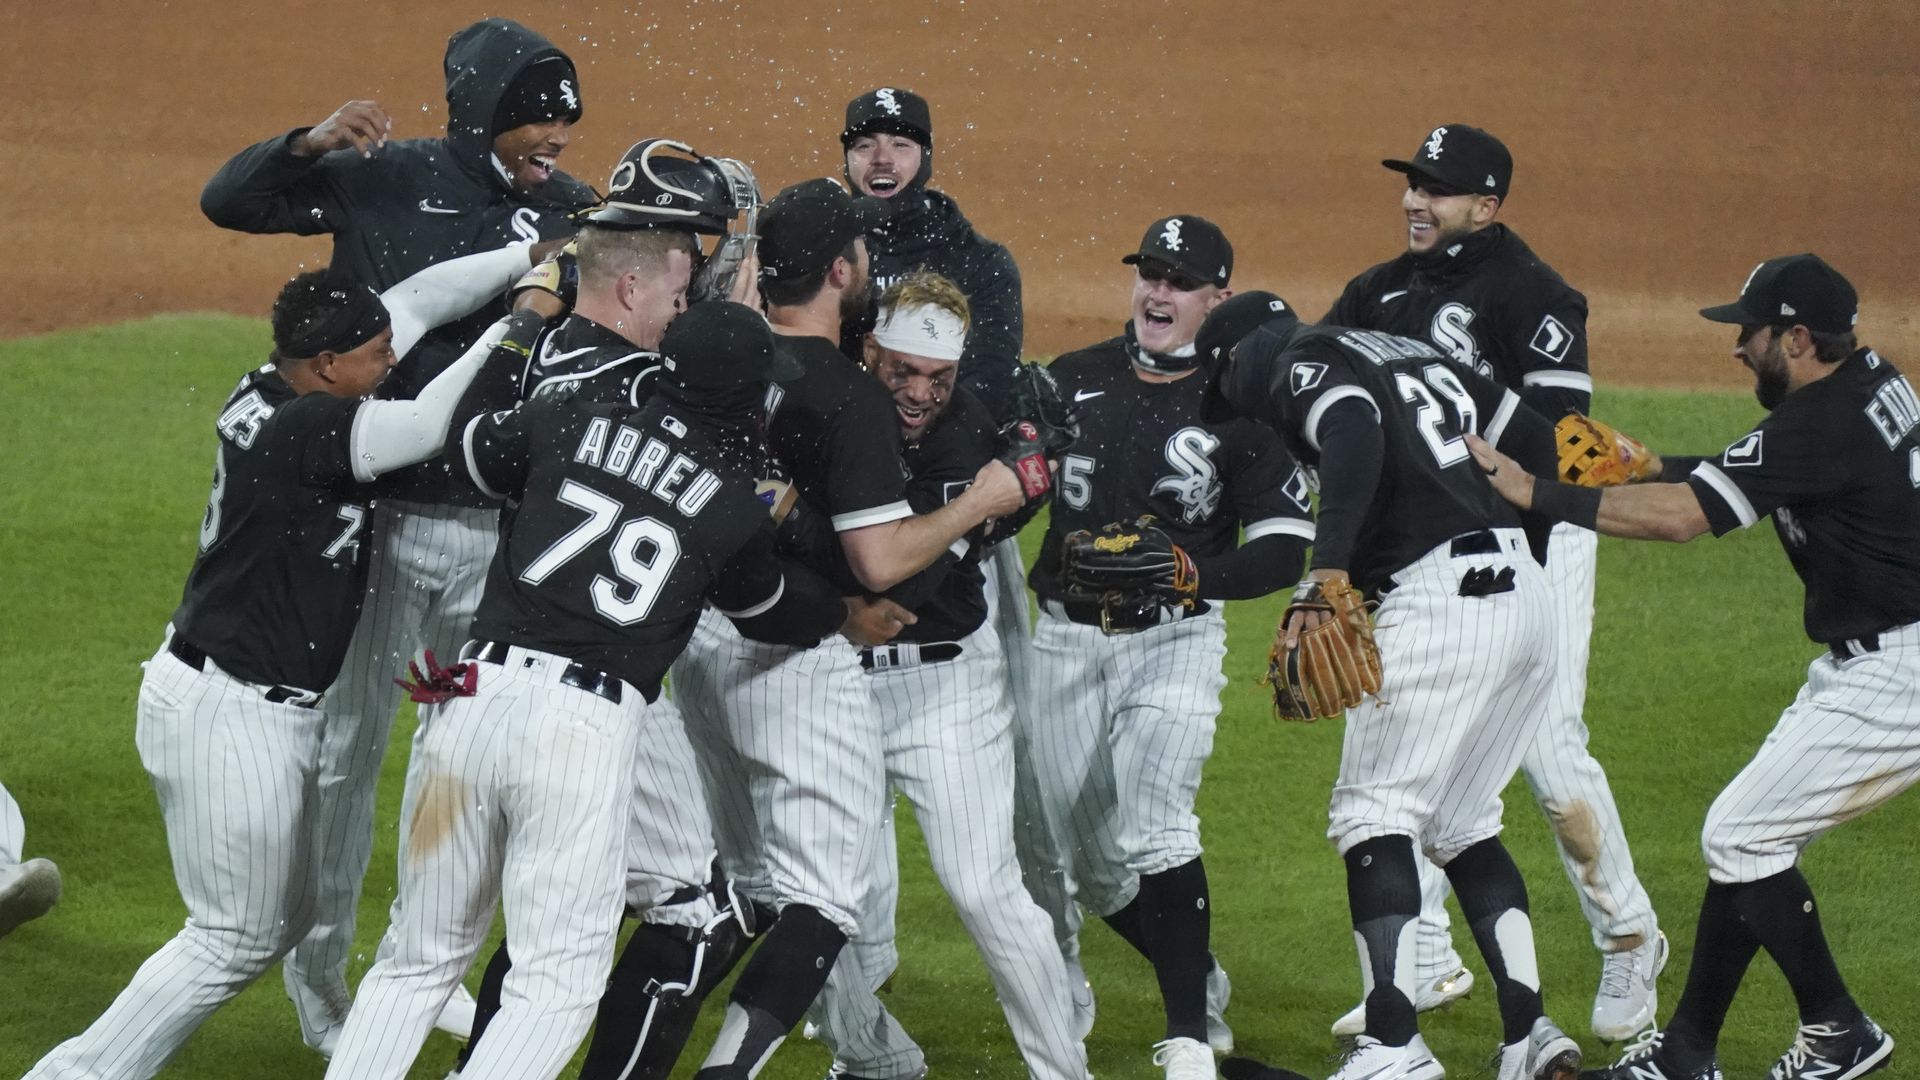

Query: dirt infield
left=5, top=2, right=1914, bottom=388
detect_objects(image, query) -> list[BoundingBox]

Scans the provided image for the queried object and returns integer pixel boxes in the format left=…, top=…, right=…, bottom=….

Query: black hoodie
left=849, top=189, right=1024, bottom=421
left=202, top=19, right=596, bottom=503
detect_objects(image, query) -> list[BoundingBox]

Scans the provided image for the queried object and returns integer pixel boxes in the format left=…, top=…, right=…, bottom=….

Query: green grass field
left=2, top=316, right=1914, bottom=1079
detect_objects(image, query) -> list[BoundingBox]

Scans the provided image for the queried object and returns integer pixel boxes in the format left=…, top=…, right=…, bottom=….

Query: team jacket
left=201, top=19, right=593, bottom=504
left=1324, top=224, right=1592, bottom=419
left=1029, top=332, right=1314, bottom=605
left=848, top=189, right=1024, bottom=420
left=1681, top=348, right=1920, bottom=644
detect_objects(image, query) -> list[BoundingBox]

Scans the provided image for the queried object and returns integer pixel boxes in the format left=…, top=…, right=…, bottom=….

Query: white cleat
left=1154, top=1036, right=1219, bottom=1080
left=282, top=965, right=349, bottom=1058
left=1067, top=954, right=1096, bottom=1041
left=1592, top=932, right=1668, bottom=1043
left=435, top=982, right=478, bottom=1041
left=1331, top=967, right=1475, bottom=1038
left=1327, top=1034, right=1445, bottom=1080
left=1205, top=960, right=1233, bottom=1054
left=1494, top=1016, right=1582, bottom=1080
left=0, top=858, right=62, bottom=939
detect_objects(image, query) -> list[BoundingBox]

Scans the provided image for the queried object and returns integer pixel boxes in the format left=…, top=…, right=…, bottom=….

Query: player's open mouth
left=529, top=154, right=557, bottom=181
left=1143, top=309, right=1175, bottom=330
left=1407, top=218, right=1433, bottom=236
left=867, top=174, right=900, bottom=196
left=896, top=402, right=931, bottom=429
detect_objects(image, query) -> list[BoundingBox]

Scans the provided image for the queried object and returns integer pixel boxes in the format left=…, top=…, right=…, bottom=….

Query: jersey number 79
left=521, top=479, right=683, bottom=625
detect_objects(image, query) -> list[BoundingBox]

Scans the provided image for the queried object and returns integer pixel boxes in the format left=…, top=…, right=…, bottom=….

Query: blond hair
left=878, top=268, right=970, bottom=332
left=576, top=224, right=701, bottom=287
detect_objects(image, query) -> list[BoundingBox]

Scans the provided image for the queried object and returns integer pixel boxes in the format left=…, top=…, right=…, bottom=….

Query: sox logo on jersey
left=1150, top=427, right=1221, bottom=523
left=1429, top=302, right=1489, bottom=376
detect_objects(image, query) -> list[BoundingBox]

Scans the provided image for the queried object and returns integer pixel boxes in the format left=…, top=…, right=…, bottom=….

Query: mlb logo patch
left=1290, top=362, right=1327, bottom=395
left=1529, top=315, right=1574, bottom=363
left=1723, top=431, right=1764, bottom=467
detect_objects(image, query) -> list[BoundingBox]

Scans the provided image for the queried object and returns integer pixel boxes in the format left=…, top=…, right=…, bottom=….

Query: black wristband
left=1530, top=480, right=1603, bottom=529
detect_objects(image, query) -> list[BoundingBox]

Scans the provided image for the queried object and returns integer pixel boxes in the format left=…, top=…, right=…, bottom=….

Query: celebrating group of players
left=8, top=16, right=1917, bottom=1080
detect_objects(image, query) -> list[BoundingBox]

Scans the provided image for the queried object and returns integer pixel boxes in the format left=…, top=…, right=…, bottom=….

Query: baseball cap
left=842, top=87, right=932, bottom=148
left=1699, top=254, right=1858, bottom=334
left=1383, top=124, right=1511, bottom=199
left=1196, top=291, right=1298, bottom=370
left=757, top=178, right=887, bottom=281
left=492, top=55, right=582, bottom=135
left=659, top=301, right=802, bottom=388
left=1123, top=215, right=1233, bottom=289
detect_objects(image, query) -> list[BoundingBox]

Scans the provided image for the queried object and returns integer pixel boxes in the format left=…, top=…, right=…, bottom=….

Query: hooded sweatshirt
left=202, top=18, right=597, bottom=502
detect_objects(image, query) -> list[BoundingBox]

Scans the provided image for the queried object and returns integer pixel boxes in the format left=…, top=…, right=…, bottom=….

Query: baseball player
left=202, top=17, right=592, bottom=1049
left=1197, top=296, right=1584, bottom=1080
left=1022, top=218, right=1313, bottom=1080
left=670, top=178, right=1032, bottom=1080
left=321, top=301, right=846, bottom=1080
left=445, top=138, right=770, bottom=1080
left=804, top=271, right=1089, bottom=1080
left=1468, top=255, right=1908, bottom=1080
left=0, top=778, right=61, bottom=939
left=21, top=251, right=551, bottom=1080
left=1321, top=123, right=1665, bottom=1041
left=836, top=87, right=1080, bottom=1021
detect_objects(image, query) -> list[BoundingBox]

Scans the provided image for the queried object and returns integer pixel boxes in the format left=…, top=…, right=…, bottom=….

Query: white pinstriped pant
left=1405, top=524, right=1658, bottom=970
left=25, top=640, right=323, bottom=1080
left=1702, top=621, right=1920, bottom=883
left=0, top=777, right=24, bottom=865
left=1329, top=530, right=1553, bottom=863
left=1023, top=606, right=1228, bottom=919
left=623, top=690, right=722, bottom=927
left=810, top=626, right=1091, bottom=1080
left=672, top=610, right=887, bottom=937
left=323, top=644, right=645, bottom=1080
left=287, top=499, right=497, bottom=1010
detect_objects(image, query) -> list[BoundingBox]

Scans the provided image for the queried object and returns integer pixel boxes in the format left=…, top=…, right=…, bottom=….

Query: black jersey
left=519, top=314, right=662, bottom=406
left=1324, top=224, right=1592, bottom=418
left=1685, top=348, right=1920, bottom=643
left=892, top=389, right=999, bottom=643
left=1029, top=334, right=1315, bottom=603
left=1222, top=323, right=1552, bottom=593
left=765, top=333, right=915, bottom=592
left=172, top=368, right=371, bottom=693
left=462, top=391, right=804, bottom=699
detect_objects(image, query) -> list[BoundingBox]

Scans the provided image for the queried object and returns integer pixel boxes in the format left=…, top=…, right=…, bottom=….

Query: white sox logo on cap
left=1425, top=126, right=1448, bottom=158
left=560, top=79, right=578, bottom=110
left=876, top=88, right=902, bottom=116
left=1161, top=218, right=1184, bottom=251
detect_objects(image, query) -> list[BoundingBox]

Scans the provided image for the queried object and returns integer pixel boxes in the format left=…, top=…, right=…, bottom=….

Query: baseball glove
left=1555, top=413, right=1657, bottom=487
left=1004, top=361, right=1080, bottom=455
left=1261, top=572, right=1381, bottom=721
left=1059, top=516, right=1199, bottom=633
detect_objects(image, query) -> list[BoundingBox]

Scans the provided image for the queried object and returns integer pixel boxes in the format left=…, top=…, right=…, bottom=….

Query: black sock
left=1662, top=881, right=1759, bottom=1071
left=1138, top=858, right=1212, bottom=1042
left=457, top=939, right=513, bottom=1070
left=1100, top=898, right=1154, bottom=961
left=1444, top=838, right=1541, bottom=1045
left=695, top=904, right=846, bottom=1077
left=1345, top=835, right=1421, bottom=1047
left=579, top=923, right=700, bottom=1080
left=1730, top=868, right=1859, bottom=1027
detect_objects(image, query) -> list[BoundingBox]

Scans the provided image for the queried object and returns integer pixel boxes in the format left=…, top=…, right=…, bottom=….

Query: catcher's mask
left=588, top=138, right=757, bottom=236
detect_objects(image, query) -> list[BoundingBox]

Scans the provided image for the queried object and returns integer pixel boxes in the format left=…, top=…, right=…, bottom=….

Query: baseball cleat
left=1330, top=966, right=1475, bottom=1038
left=1326, top=1034, right=1445, bottom=1080
left=1494, top=1016, right=1581, bottom=1080
left=282, top=965, right=349, bottom=1058
left=1067, top=953, right=1096, bottom=1041
left=0, top=857, right=62, bottom=939
left=1591, top=932, right=1668, bottom=1042
left=434, top=983, right=478, bottom=1041
left=1768, top=1015, right=1893, bottom=1080
left=803, top=1020, right=821, bottom=1040
left=1206, top=957, right=1234, bottom=1054
left=1154, top=1036, right=1219, bottom=1080
left=1578, top=1030, right=1722, bottom=1080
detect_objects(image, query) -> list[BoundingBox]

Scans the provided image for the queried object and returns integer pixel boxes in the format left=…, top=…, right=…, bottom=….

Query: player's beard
left=842, top=272, right=879, bottom=338
left=1750, top=337, right=1791, bottom=410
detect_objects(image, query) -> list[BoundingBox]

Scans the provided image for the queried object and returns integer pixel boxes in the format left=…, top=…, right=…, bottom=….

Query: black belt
left=464, top=640, right=624, bottom=705
left=167, top=636, right=323, bottom=709
left=1449, top=530, right=1501, bottom=557
left=1045, top=597, right=1206, bottom=633
left=859, top=641, right=964, bottom=670
left=1378, top=531, right=1515, bottom=598
left=1829, top=634, right=1882, bottom=662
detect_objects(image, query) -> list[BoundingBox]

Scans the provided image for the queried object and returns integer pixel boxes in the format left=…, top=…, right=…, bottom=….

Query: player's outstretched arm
left=838, top=459, right=1026, bottom=593
left=711, top=532, right=862, bottom=648
left=1466, top=434, right=1711, bottom=542
left=200, top=100, right=392, bottom=235
left=382, top=243, right=559, bottom=358
left=349, top=311, right=545, bottom=483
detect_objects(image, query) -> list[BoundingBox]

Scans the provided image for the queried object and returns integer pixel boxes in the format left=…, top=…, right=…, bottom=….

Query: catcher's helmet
left=589, top=139, right=751, bottom=234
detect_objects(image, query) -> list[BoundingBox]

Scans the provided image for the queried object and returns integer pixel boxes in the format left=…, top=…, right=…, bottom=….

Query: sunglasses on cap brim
left=1136, top=260, right=1210, bottom=292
